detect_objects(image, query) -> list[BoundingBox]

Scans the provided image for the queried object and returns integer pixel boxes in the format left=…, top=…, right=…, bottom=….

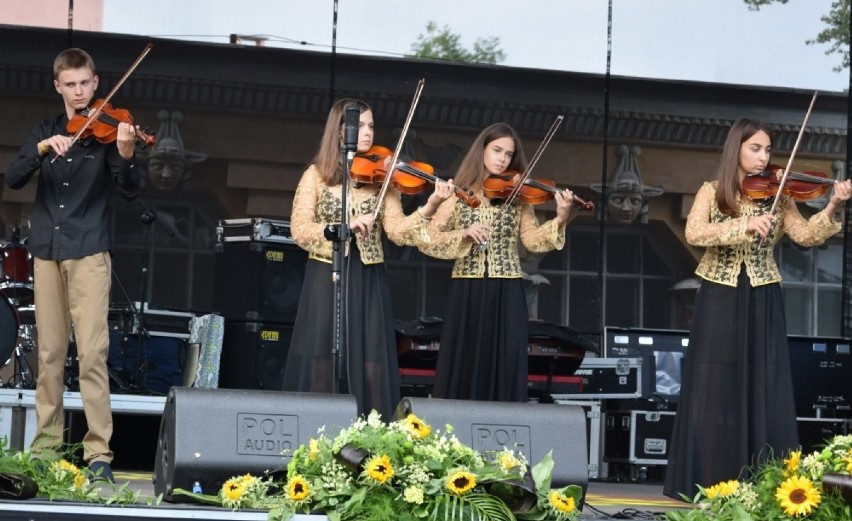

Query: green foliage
left=0, top=436, right=140, bottom=505
left=665, top=434, right=852, bottom=521
left=743, top=0, right=850, bottom=71
left=409, top=20, right=506, bottom=64
left=176, top=411, right=583, bottom=521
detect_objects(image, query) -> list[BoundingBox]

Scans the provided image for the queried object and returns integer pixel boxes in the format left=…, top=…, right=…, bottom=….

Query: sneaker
left=87, top=461, right=114, bottom=483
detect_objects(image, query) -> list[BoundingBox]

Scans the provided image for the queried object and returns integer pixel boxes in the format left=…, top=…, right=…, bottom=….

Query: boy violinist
left=5, top=47, right=139, bottom=482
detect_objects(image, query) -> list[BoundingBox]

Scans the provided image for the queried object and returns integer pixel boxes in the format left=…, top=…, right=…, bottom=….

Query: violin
left=483, top=172, right=595, bottom=211
left=742, top=164, right=835, bottom=202
left=66, top=98, right=155, bottom=147
left=351, top=145, right=481, bottom=208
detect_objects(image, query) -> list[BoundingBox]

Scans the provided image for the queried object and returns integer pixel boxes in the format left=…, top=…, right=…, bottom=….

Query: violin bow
left=758, top=90, right=818, bottom=246
left=59, top=43, right=154, bottom=157
left=371, top=78, right=426, bottom=219
left=488, top=114, right=564, bottom=226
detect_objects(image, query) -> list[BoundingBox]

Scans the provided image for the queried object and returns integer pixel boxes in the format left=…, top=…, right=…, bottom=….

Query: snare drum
left=0, top=291, right=19, bottom=364
left=0, top=243, right=33, bottom=305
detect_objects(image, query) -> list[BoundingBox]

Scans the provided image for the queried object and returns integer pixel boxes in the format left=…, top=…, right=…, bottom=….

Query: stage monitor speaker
left=213, top=241, right=307, bottom=323
left=219, top=321, right=292, bottom=390
left=395, top=397, right=588, bottom=491
left=154, top=387, right=358, bottom=503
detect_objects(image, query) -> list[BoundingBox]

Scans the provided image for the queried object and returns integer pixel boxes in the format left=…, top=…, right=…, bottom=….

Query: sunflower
left=548, top=489, right=577, bottom=515
left=775, top=475, right=821, bottom=517
left=365, top=454, right=394, bottom=484
left=446, top=470, right=476, bottom=495
left=287, top=475, right=311, bottom=503
left=222, top=478, right=247, bottom=502
left=705, top=479, right=738, bottom=499
left=237, top=473, right=256, bottom=486
left=402, top=414, right=431, bottom=439
left=784, top=450, right=802, bottom=474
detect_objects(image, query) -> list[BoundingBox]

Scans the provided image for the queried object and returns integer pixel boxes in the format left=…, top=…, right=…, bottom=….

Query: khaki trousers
left=31, top=253, right=113, bottom=464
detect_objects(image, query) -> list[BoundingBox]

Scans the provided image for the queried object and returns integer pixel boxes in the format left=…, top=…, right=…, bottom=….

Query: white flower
left=403, top=486, right=424, bottom=504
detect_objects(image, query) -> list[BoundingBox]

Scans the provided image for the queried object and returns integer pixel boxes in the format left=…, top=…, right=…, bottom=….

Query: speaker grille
left=219, top=321, right=293, bottom=390
left=213, top=241, right=306, bottom=323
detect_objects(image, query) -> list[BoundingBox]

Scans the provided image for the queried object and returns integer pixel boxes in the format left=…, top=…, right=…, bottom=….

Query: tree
left=409, top=21, right=506, bottom=64
left=744, top=0, right=850, bottom=71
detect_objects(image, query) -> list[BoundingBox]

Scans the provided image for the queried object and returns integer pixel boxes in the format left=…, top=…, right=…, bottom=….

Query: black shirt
left=5, top=113, right=139, bottom=261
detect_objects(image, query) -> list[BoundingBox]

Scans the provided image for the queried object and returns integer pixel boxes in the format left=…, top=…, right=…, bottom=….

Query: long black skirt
left=663, top=270, right=798, bottom=500
left=433, top=277, right=528, bottom=402
left=282, top=244, right=401, bottom=420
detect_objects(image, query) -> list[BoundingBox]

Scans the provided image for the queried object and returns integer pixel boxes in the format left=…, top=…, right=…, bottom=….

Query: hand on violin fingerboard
left=824, top=178, right=852, bottom=218
left=554, top=189, right=575, bottom=225
left=423, top=179, right=455, bottom=213
left=831, top=179, right=852, bottom=205
left=115, top=121, right=137, bottom=160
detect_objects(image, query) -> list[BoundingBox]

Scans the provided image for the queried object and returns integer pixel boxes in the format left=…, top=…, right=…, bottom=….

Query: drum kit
left=0, top=240, right=36, bottom=389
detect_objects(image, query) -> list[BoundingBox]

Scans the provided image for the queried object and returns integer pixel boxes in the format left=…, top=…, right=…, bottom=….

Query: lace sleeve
left=381, top=188, right=429, bottom=247
left=685, top=182, right=750, bottom=247
left=419, top=197, right=472, bottom=260
left=780, top=196, right=842, bottom=247
left=518, top=204, right=566, bottom=253
left=290, top=165, right=331, bottom=256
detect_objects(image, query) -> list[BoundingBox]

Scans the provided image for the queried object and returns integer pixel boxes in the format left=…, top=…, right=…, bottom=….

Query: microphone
left=343, top=105, right=360, bottom=162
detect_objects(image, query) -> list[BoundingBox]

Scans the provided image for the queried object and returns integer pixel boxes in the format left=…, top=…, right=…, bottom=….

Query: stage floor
left=0, top=470, right=688, bottom=520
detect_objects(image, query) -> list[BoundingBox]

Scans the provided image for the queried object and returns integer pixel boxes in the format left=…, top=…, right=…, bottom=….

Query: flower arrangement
left=180, top=411, right=584, bottom=521
left=0, top=437, right=139, bottom=504
left=666, top=434, right=852, bottom=520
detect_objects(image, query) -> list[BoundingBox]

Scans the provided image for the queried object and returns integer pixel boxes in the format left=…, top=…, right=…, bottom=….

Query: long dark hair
left=313, top=98, right=371, bottom=185
left=453, top=123, right=528, bottom=191
left=715, top=118, right=773, bottom=216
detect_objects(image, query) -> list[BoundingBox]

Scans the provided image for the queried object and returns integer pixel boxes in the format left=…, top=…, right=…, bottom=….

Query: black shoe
left=0, top=472, right=39, bottom=499
left=87, top=461, right=114, bottom=483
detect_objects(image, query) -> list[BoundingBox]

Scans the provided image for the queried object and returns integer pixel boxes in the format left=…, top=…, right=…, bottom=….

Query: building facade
left=0, top=25, right=847, bottom=339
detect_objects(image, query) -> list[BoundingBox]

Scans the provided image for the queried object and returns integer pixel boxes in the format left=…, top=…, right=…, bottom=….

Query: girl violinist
left=283, top=98, right=452, bottom=419
left=664, top=118, right=852, bottom=500
left=419, top=122, right=576, bottom=402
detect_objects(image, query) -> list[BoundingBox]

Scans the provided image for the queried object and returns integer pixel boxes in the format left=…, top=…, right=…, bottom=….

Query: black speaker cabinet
left=154, top=387, right=358, bottom=502
left=395, top=397, right=589, bottom=491
left=213, top=240, right=307, bottom=323
left=219, top=321, right=292, bottom=390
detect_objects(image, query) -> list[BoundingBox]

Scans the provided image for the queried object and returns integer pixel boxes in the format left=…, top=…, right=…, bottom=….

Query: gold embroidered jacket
left=686, top=181, right=841, bottom=287
left=420, top=195, right=566, bottom=278
left=290, top=165, right=428, bottom=264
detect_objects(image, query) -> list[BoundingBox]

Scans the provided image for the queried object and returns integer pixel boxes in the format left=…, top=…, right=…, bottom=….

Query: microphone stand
left=133, top=198, right=176, bottom=392
left=329, top=105, right=360, bottom=394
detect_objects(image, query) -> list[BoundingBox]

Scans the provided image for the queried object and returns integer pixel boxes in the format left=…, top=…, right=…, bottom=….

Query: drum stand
left=7, top=324, right=36, bottom=389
